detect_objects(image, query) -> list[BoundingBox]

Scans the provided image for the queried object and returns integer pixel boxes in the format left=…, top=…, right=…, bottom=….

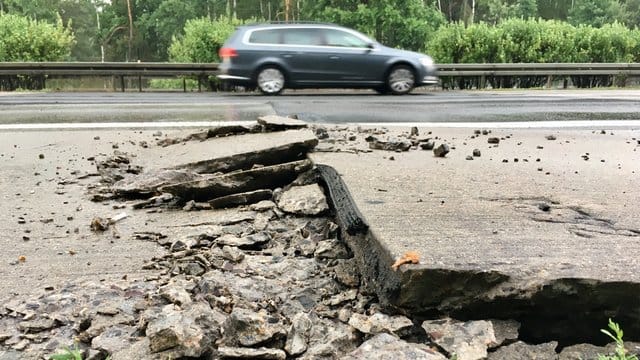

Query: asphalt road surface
left=1, top=89, right=640, bottom=128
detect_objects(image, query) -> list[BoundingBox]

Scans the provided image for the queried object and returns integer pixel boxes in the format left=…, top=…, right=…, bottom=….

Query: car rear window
left=281, top=28, right=323, bottom=46
left=248, top=28, right=326, bottom=46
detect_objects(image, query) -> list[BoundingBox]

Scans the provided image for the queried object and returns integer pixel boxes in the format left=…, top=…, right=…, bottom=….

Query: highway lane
left=1, top=90, right=640, bottom=128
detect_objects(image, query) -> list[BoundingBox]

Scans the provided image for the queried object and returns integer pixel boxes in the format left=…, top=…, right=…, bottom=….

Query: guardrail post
left=120, top=75, right=125, bottom=92
left=138, top=76, right=142, bottom=92
left=183, top=78, right=187, bottom=92
left=198, top=75, right=202, bottom=92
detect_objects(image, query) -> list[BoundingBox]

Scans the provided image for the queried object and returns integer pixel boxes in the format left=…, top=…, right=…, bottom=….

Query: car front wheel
left=256, top=67, right=285, bottom=95
left=387, top=65, right=415, bottom=95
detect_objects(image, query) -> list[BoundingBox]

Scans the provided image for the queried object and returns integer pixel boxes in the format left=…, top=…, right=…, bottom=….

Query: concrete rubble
left=0, top=116, right=638, bottom=359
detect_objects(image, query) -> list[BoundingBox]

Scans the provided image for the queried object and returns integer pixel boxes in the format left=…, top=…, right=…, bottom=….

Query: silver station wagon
left=217, top=23, right=438, bottom=95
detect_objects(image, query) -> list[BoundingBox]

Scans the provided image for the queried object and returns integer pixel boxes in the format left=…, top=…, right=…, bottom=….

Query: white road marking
left=352, top=120, right=640, bottom=129
left=0, top=121, right=258, bottom=131
left=1, top=120, right=639, bottom=131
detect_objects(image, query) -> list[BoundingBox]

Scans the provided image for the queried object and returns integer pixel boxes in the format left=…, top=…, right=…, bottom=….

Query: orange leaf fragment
left=391, top=251, right=420, bottom=271
left=18, top=255, right=26, bottom=263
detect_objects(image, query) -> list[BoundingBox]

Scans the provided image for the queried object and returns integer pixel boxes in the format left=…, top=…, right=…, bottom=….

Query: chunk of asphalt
left=257, top=115, right=308, bottom=131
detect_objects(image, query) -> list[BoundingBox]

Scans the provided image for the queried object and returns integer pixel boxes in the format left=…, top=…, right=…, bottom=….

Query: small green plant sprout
left=48, top=343, right=83, bottom=360
left=598, top=319, right=638, bottom=360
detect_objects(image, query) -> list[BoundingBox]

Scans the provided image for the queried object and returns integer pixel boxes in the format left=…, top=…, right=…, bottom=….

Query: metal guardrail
left=437, top=63, right=640, bottom=77
left=0, top=62, right=220, bottom=92
left=1, top=62, right=639, bottom=91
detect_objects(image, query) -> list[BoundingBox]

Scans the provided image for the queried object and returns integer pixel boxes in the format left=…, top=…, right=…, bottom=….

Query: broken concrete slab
left=158, top=124, right=260, bottom=147
left=348, top=312, right=413, bottom=336
left=217, top=346, right=286, bottom=360
left=367, top=137, right=412, bottom=152
left=132, top=193, right=176, bottom=209
left=276, top=184, right=329, bottom=216
left=112, top=169, right=202, bottom=198
left=91, top=325, right=136, bottom=355
left=209, top=189, right=273, bottom=209
left=160, top=159, right=313, bottom=202
left=490, top=319, right=520, bottom=348
left=343, top=333, right=446, bottom=360
left=215, top=232, right=271, bottom=249
left=284, top=312, right=313, bottom=356
left=222, top=307, right=285, bottom=347
left=422, top=318, right=496, bottom=360
left=487, top=341, right=558, bottom=359
left=558, top=342, right=640, bottom=359
left=164, top=129, right=318, bottom=174
left=145, top=303, right=220, bottom=357
left=258, top=115, right=307, bottom=131
left=312, top=127, right=640, bottom=345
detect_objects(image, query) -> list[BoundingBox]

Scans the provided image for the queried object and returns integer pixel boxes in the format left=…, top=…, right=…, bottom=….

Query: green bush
left=426, top=18, right=640, bottom=89
left=168, top=16, right=249, bottom=63
left=427, top=18, right=638, bottom=64
left=302, top=0, right=445, bottom=52
left=0, top=13, right=74, bottom=61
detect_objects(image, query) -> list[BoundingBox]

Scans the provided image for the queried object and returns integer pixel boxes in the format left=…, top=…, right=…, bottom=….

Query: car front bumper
left=421, top=75, right=439, bottom=85
left=217, top=74, right=251, bottom=81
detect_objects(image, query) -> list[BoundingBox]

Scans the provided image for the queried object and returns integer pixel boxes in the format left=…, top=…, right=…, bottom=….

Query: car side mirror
left=366, top=42, right=375, bottom=50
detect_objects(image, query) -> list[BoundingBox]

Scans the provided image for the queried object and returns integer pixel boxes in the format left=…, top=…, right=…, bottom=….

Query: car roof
left=238, top=22, right=346, bottom=30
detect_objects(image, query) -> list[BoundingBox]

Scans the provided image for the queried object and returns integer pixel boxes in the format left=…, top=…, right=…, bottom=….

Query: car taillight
left=219, top=47, right=238, bottom=58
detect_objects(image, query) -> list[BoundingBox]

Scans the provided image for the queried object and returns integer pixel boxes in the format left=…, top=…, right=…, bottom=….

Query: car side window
left=248, top=29, right=281, bottom=44
left=322, top=29, right=369, bottom=48
left=281, top=28, right=323, bottom=46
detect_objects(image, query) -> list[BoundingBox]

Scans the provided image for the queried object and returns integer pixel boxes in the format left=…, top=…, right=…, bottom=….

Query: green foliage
left=168, top=16, right=248, bottom=63
left=598, top=319, right=639, bottom=360
left=149, top=78, right=200, bottom=91
left=427, top=18, right=639, bottom=64
left=0, top=0, right=98, bottom=61
left=302, top=0, right=445, bottom=52
left=477, top=0, right=538, bottom=25
left=48, top=344, right=83, bottom=360
left=0, top=13, right=74, bottom=61
left=5, top=0, right=640, bottom=62
left=568, top=0, right=624, bottom=28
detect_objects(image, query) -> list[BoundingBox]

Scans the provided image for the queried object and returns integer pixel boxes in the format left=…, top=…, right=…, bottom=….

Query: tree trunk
left=285, top=0, right=291, bottom=21
left=471, top=0, right=475, bottom=23
left=126, top=0, right=133, bottom=62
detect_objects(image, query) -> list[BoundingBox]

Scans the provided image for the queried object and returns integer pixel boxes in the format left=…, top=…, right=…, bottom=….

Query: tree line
left=2, top=0, right=640, bottom=63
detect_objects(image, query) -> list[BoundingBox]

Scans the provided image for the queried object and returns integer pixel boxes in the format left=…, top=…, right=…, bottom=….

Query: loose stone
left=433, top=144, right=450, bottom=157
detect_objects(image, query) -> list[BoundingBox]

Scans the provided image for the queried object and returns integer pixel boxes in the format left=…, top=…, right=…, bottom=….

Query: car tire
left=256, top=66, right=285, bottom=95
left=387, top=65, right=415, bottom=95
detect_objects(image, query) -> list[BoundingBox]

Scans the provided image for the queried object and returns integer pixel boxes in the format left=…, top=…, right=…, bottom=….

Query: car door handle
left=329, top=56, right=340, bottom=60
left=282, top=54, right=293, bottom=58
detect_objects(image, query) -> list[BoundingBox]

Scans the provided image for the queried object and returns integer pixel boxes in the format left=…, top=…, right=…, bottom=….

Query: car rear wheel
left=387, top=65, right=415, bottom=95
left=256, top=67, right=285, bottom=95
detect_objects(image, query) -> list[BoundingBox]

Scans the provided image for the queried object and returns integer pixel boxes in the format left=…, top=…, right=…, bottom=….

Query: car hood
left=377, top=45, right=431, bottom=61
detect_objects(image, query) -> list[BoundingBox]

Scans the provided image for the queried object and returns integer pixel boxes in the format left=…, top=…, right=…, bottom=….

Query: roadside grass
left=48, top=344, right=111, bottom=360
left=48, top=344, right=83, bottom=360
